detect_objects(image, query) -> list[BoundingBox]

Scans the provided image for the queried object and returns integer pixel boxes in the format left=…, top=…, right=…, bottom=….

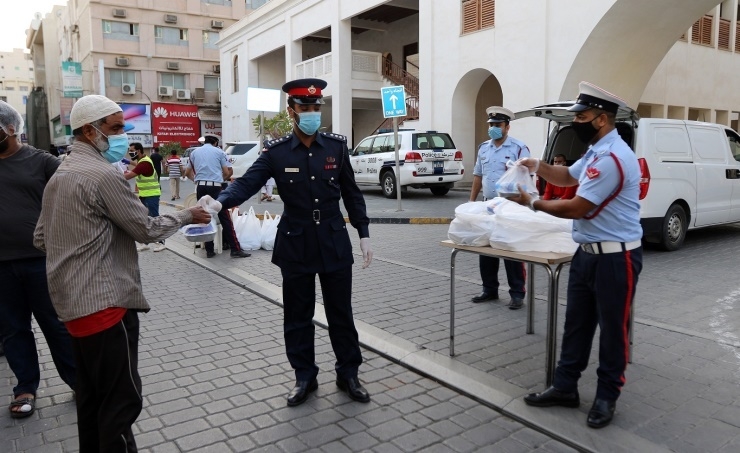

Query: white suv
left=350, top=130, right=464, bottom=197
left=223, top=141, right=261, bottom=178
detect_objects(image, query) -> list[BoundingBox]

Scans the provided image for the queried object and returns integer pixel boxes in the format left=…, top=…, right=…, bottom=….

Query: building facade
left=0, top=48, right=35, bottom=142
left=218, top=0, right=740, bottom=184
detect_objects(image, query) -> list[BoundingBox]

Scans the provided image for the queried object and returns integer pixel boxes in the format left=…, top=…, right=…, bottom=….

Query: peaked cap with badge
left=568, top=81, right=628, bottom=114
left=282, top=78, right=327, bottom=105
left=486, top=106, right=515, bottom=123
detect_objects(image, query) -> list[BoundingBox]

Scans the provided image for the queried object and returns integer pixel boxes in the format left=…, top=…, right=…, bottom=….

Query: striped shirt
left=166, top=156, right=182, bottom=178
left=33, top=142, right=194, bottom=322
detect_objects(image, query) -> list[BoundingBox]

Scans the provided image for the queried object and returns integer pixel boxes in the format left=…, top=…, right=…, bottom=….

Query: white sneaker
left=137, top=244, right=150, bottom=252
left=152, top=243, right=166, bottom=252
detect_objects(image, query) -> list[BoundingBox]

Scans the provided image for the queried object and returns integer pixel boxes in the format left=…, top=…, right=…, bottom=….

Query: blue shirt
left=473, top=136, right=530, bottom=199
left=187, top=144, right=230, bottom=183
left=569, top=129, right=643, bottom=243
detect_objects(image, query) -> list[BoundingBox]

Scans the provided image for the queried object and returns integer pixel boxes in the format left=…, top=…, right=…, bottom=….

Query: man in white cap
left=34, top=94, right=211, bottom=451
left=509, top=81, right=643, bottom=429
left=469, top=106, right=529, bottom=309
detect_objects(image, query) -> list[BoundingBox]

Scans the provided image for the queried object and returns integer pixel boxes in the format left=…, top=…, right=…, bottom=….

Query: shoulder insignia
left=321, top=132, right=347, bottom=143
left=266, top=135, right=291, bottom=149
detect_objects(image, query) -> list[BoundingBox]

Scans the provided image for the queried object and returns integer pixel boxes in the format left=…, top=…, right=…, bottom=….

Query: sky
left=2, top=0, right=65, bottom=53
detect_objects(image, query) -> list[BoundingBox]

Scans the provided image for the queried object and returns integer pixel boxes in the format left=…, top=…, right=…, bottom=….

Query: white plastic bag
left=237, top=207, right=262, bottom=250
left=260, top=211, right=279, bottom=250
left=488, top=202, right=578, bottom=254
left=447, top=202, right=496, bottom=246
left=495, top=161, right=538, bottom=198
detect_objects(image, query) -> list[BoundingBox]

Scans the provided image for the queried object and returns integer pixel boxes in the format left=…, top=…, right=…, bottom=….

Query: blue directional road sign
left=381, top=85, right=407, bottom=118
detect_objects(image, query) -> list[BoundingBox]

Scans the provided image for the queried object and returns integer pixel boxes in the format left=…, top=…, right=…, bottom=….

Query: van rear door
left=724, top=129, right=740, bottom=221
left=688, top=124, right=732, bottom=226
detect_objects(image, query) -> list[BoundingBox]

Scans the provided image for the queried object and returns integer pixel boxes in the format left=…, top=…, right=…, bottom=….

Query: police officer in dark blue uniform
left=215, top=78, right=374, bottom=407
left=509, top=81, right=643, bottom=429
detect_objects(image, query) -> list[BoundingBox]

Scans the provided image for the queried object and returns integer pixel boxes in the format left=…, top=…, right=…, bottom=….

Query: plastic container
left=182, top=221, right=217, bottom=242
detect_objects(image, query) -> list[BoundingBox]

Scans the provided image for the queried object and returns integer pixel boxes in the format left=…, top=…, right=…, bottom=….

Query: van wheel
left=430, top=187, right=449, bottom=196
left=382, top=172, right=397, bottom=198
left=660, top=204, right=687, bottom=251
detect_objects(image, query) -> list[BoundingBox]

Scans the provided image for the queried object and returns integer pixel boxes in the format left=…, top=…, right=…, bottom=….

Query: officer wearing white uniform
left=469, top=106, right=529, bottom=309
left=510, top=81, right=643, bottom=429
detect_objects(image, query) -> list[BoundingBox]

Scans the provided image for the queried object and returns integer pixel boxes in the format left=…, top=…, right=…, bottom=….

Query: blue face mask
left=92, top=126, right=130, bottom=163
left=488, top=125, right=503, bottom=140
left=296, top=111, right=322, bottom=136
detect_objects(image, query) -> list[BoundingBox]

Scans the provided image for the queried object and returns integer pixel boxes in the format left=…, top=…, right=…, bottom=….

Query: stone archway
left=561, top=0, right=723, bottom=104
left=451, top=69, right=503, bottom=183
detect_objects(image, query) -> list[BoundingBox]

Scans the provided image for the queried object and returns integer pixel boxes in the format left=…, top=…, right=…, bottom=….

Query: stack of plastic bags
left=232, top=207, right=280, bottom=251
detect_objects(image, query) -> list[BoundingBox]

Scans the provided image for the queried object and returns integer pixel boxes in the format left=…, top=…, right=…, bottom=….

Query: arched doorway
left=451, top=69, right=503, bottom=183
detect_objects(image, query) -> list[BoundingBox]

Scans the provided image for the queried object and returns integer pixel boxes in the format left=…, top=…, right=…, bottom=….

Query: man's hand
left=188, top=206, right=212, bottom=224
left=360, top=238, right=373, bottom=269
left=506, top=184, right=534, bottom=208
left=515, top=157, right=540, bottom=173
left=197, top=195, right=222, bottom=215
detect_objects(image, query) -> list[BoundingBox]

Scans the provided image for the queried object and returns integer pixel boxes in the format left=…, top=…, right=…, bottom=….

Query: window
left=204, top=0, right=233, bottom=5
left=19, top=86, right=29, bottom=92
left=413, top=133, right=455, bottom=150
left=370, top=136, right=389, bottom=154
left=461, top=0, right=495, bottom=35
left=203, top=31, right=219, bottom=48
left=109, top=69, right=136, bottom=86
left=204, top=76, right=220, bottom=92
left=0, top=96, right=6, bottom=103
left=102, top=20, right=139, bottom=40
left=726, top=130, right=740, bottom=162
left=155, top=26, right=188, bottom=46
left=353, top=138, right=374, bottom=156
left=6, top=86, right=14, bottom=91
left=232, top=55, right=239, bottom=93
left=160, top=73, right=186, bottom=89
left=691, top=15, right=713, bottom=46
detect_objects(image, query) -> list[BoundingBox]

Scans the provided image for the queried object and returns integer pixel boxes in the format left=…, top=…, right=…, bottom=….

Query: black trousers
left=479, top=256, right=526, bottom=299
left=72, top=310, right=142, bottom=453
left=281, top=266, right=363, bottom=381
left=553, top=247, right=643, bottom=401
left=196, top=184, right=242, bottom=253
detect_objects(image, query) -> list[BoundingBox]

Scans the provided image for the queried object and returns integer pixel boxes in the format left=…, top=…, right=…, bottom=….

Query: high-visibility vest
left=136, top=155, right=161, bottom=198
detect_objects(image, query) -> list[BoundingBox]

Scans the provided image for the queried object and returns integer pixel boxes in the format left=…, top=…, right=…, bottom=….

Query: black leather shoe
left=206, top=251, right=216, bottom=258
left=523, top=386, right=580, bottom=408
left=471, top=292, right=499, bottom=303
left=222, top=243, right=230, bottom=250
left=287, top=379, right=318, bottom=407
left=587, top=398, right=616, bottom=429
left=336, top=377, right=370, bottom=403
left=230, top=250, right=251, bottom=258
left=508, top=297, right=524, bottom=310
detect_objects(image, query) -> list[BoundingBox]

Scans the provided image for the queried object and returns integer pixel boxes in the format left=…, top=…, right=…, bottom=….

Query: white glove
left=516, top=157, right=540, bottom=173
left=360, top=238, right=373, bottom=269
left=197, top=195, right=222, bottom=215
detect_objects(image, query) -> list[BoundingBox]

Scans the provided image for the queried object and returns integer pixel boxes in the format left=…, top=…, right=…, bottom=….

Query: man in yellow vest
left=125, top=143, right=166, bottom=252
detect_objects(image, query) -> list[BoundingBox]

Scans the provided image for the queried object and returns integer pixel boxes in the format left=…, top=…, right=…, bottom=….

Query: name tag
left=285, top=168, right=299, bottom=173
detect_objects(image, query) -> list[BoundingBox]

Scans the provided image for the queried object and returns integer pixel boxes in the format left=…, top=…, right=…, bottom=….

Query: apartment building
left=0, top=49, right=35, bottom=142
left=219, top=0, right=740, bottom=183
left=26, top=0, right=259, bottom=151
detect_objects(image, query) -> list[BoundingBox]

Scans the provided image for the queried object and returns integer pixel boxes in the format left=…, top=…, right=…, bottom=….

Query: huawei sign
left=153, top=106, right=168, bottom=118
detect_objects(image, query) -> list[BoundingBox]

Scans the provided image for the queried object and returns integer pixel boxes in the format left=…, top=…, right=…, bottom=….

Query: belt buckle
left=312, top=209, right=320, bottom=224
left=582, top=243, right=595, bottom=254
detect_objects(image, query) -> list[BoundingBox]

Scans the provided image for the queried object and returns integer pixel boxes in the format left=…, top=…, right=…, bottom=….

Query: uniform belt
left=580, top=240, right=641, bottom=255
left=196, top=181, right=220, bottom=186
left=283, top=207, right=342, bottom=223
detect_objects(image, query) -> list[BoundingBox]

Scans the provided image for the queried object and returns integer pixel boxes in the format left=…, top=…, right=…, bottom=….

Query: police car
left=350, top=130, right=464, bottom=197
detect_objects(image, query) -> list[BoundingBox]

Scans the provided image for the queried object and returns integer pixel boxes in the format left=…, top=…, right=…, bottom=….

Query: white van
left=517, top=103, right=740, bottom=251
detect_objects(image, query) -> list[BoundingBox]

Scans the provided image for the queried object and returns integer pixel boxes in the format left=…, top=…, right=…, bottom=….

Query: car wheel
left=382, top=171, right=397, bottom=198
left=660, top=204, right=687, bottom=251
left=430, top=187, right=449, bottom=196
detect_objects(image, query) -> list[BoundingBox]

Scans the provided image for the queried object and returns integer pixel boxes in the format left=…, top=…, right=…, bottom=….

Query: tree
left=252, top=110, right=293, bottom=142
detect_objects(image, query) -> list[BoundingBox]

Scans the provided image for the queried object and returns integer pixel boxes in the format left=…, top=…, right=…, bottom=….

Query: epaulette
left=320, top=132, right=347, bottom=143
left=265, top=135, right=291, bottom=149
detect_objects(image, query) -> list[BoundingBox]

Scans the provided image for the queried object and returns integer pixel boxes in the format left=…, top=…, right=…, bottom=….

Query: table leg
left=544, top=262, right=567, bottom=387
left=526, top=263, right=535, bottom=334
left=450, top=249, right=459, bottom=357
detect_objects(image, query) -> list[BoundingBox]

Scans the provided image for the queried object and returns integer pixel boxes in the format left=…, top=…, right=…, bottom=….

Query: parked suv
left=181, top=146, right=198, bottom=169
left=350, top=130, right=464, bottom=197
left=223, top=141, right=261, bottom=178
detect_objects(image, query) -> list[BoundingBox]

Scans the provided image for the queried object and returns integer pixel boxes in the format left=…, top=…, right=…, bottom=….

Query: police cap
left=568, top=81, right=628, bottom=114
left=282, top=78, right=327, bottom=105
left=485, top=106, right=515, bottom=123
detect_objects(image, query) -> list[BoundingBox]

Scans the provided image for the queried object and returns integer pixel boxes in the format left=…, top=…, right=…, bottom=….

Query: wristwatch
left=528, top=198, right=537, bottom=212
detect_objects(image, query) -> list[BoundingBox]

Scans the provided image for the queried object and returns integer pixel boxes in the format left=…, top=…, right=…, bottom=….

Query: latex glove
left=515, top=157, right=540, bottom=173
left=360, top=238, right=373, bottom=269
left=197, top=195, right=222, bottom=215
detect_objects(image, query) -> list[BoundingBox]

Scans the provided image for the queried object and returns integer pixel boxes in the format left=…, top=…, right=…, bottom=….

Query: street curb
left=163, top=240, right=669, bottom=453
left=160, top=200, right=453, bottom=224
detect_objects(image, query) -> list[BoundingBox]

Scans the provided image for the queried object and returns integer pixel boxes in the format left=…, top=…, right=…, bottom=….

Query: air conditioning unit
left=176, top=89, right=191, bottom=100
left=159, top=86, right=173, bottom=96
left=211, top=20, right=224, bottom=29
left=166, top=61, right=180, bottom=70
left=112, top=8, right=127, bottom=18
left=115, top=57, right=129, bottom=67
left=164, top=14, right=177, bottom=24
left=194, top=87, right=205, bottom=100
left=122, top=83, right=136, bottom=95
left=212, top=64, right=220, bottom=73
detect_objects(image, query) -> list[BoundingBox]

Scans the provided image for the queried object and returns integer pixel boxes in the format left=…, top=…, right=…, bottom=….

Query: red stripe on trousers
left=620, top=250, right=634, bottom=385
